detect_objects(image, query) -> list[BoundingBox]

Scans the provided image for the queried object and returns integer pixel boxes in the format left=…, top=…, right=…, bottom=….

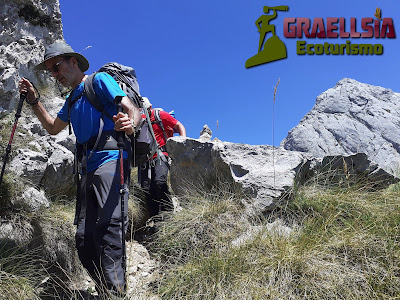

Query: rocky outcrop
left=167, top=138, right=399, bottom=214
left=282, top=78, right=400, bottom=176
left=0, top=0, right=63, bottom=113
left=0, top=0, right=79, bottom=286
left=1, top=0, right=74, bottom=199
left=168, top=137, right=305, bottom=213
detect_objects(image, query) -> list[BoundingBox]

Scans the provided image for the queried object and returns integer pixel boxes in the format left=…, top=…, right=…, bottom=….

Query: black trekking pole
left=0, top=92, right=27, bottom=186
left=115, top=96, right=127, bottom=292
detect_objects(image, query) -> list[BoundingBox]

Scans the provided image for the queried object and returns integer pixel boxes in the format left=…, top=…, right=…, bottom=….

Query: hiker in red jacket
left=139, top=97, right=186, bottom=222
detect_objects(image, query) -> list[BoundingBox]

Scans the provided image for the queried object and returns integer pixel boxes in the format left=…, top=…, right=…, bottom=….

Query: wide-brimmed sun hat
left=35, top=41, right=89, bottom=72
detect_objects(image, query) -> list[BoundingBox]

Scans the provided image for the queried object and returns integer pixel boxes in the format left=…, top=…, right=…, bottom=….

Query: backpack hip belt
left=83, top=130, right=120, bottom=152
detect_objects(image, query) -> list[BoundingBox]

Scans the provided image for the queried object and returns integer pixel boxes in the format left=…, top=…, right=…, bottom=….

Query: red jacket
left=142, top=109, right=178, bottom=157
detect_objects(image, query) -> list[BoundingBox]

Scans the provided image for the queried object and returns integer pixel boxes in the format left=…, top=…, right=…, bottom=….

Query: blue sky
left=59, top=0, right=399, bottom=146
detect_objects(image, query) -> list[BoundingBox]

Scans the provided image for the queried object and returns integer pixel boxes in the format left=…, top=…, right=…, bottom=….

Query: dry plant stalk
left=273, top=78, right=280, bottom=198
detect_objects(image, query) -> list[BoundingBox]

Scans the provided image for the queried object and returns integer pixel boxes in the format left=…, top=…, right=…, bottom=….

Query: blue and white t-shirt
left=58, top=72, right=127, bottom=172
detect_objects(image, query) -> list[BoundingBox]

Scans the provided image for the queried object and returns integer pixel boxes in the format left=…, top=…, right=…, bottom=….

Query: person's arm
left=32, top=103, right=68, bottom=135
left=174, top=121, right=186, bottom=137
left=255, top=16, right=263, bottom=30
left=19, top=78, right=67, bottom=135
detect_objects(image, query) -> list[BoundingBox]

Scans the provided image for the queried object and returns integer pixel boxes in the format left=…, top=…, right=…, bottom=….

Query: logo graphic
left=374, top=7, right=382, bottom=20
left=246, top=5, right=289, bottom=68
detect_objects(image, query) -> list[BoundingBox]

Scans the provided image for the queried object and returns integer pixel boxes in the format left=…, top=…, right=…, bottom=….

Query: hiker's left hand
left=113, top=112, right=134, bottom=135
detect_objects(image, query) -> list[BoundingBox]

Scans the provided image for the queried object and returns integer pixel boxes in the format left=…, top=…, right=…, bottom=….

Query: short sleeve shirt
left=58, top=72, right=127, bottom=172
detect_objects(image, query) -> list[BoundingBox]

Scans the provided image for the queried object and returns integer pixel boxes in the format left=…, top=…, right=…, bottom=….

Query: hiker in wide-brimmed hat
left=19, top=40, right=141, bottom=298
left=34, top=41, right=90, bottom=72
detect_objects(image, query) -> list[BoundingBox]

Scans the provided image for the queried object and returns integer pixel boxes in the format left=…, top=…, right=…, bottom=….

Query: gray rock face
left=307, top=153, right=399, bottom=188
left=9, top=148, right=49, bottom=185
left=167, top=137, right=308, bottom=213
left=1, top=0, right=75, bottom=197
left=282, top=78, right=400, bottom=176
left=7, top=130, right=74, bottom=196
left=167, top=137, right=398, bottom=214
left=0, top=0, right=63, bottom=113
left=14, top=187, right=49, bottom=212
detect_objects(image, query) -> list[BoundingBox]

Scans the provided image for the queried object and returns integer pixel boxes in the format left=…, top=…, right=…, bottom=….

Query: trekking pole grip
left=115, top=96, right=125, bottom=148
left=16, top=92, right=27, bottom=118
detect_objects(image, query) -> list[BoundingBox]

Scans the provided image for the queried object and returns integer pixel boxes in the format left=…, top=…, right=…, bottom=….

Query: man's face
left=44, top=56, right=74, bottom=87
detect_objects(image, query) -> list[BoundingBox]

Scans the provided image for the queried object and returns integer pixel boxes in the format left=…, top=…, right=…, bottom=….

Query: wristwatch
left=27, top=96, right=39, bottom=106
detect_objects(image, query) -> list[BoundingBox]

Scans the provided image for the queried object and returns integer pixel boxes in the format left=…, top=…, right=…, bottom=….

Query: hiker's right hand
left=19, top=78, right=36, bottom=103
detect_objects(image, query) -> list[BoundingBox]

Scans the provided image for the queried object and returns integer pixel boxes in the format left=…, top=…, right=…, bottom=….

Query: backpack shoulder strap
left=153, top=108, right=168, bottom=141
left=83, top=72, right=113, bottom=122
left=82, top=72, right=115, bottom=158
left=142, top=107, right=168, bottom=164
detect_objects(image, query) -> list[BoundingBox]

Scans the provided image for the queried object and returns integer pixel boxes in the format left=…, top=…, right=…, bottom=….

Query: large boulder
left=7, top=132, right=74, bottom=197
left=167, top=137, right=399, bottom=214
left=282, top=78, right=400, bottom=176
left=167, top=137, right=308, bottom=213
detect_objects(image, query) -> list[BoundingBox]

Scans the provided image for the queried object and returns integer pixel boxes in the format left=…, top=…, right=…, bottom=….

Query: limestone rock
left=0, top=0, right=76, bottom=199
left=0, top=215, right=35, bottom=247
left=8, top=147, right=49, bottom=185
left=232, top=219, right=293, bottom=248
left=0, top=0, right=63, bottom=113
left=7, top=137, right=74, bottom=196
left=199, top=124, right=212, bottom=141
left=282, top=78, right=400, bottom=176
left=307, top=153, right=399, bottom=188
left=126, top=241, right=159, bottom=298
left=167, top=137, right=398, bottom=214
left=41, top=143, right=74, bottom=195
left=167, top=137, right=308, bottom=213
left=14, top=187, right=49, bottom=212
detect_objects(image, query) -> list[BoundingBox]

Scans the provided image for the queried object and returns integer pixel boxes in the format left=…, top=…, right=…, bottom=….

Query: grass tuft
left=0, top=244, right=46, bottom=300
left=149, top=176, right=400, bottom=299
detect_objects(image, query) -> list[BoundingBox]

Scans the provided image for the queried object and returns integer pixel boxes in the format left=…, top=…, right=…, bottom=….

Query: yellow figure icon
left=374, top=7, right=382, bottom=20
left=246, top=5, right=288, bottom=68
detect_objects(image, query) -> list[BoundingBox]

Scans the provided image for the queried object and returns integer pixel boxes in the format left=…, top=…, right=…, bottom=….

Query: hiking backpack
left=152, top=108, right=168, bottom=142
left=81, top=62, right=165, bottom=166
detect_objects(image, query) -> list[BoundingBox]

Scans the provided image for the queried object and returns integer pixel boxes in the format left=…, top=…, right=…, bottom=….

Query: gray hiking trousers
left=139, top=157, right=172, bottom=218
left=75, top=158, right=130, bottom=295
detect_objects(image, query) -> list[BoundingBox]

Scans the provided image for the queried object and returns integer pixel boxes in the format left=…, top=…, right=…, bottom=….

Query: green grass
left=0, top=198, right=82, bottom=300
left=149, top=179, right=400, bottom=299
left=1, top=162, right=399, bottom=299
left=0, top=244, right=45, bottom=300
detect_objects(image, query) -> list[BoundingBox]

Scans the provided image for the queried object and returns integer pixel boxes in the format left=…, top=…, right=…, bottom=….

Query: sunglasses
left=47, top=58, right=69, bottom=74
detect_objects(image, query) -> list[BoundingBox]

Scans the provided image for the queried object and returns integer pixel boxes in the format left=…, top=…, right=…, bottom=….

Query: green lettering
left=350, top=43, right=358, bottom=55
left=340, top=43, right=346, bottom=54
left=307, top=43, right=315, bottom=55
left=324, top=42, right=330, bottom=54
left=346, top=40, right=351, bottom=54
left=359, top=44, right=373, bottom=55
left=314, top=44, right=324, bottom=55
left=329, top=44, right=339, bottom=55
left=297, top=41, right=306, bottom=55
left=373, top=44, right=383, bottom=55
